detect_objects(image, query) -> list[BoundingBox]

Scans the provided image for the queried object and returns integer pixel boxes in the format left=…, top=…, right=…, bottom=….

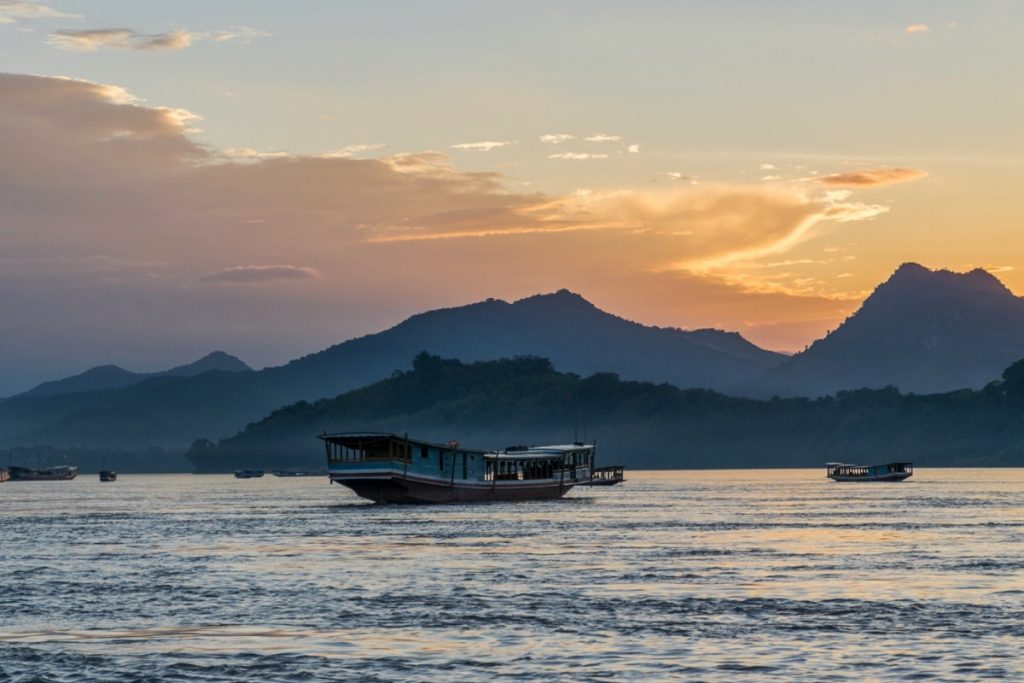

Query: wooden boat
left=827, top=461, right=913, bottom=482
left=590, top=465, right=625, bottom=486
left=234, top=470, right=264, bottom=479
left=99, top=470, right=117, bottom=482
left=271, top=470, right=328, bottom=477
left=320, top=432, right=594, bottom=504
left=8, top=465, right=79, bottom=481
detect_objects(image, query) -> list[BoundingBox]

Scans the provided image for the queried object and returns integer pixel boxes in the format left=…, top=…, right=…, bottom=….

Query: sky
left=1, top=0, right=1023, bottom=394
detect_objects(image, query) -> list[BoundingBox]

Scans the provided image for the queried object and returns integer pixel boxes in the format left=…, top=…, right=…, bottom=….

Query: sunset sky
left=2, top=0, right=1022, bottom=393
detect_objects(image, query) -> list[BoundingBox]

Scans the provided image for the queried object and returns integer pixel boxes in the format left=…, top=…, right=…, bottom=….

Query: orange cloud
left=0, top=73, right=917, bottom=373
left=197, top=265, right=322, bottom=285
left=905, top=24, right=931, bottom=34
left=47, top=26, right=267, bottom=52
left=817, top=167, right=928, bottom=188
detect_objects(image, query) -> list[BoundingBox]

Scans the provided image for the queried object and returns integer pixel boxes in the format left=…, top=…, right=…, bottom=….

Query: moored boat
left=271, top=470, right=328, bottom=477
left=99, top=470, right=118, bottom=482
left=321, top=432, right=594, bottom=504
left=827, top=461, right=913, bottom=482
left=590, top=465, right=625, bottom=486
left=8, top=465, right=79, bottom=481
left=0, top=468, right=9, bottom=483
left=234, top=470, right=264, bottom=479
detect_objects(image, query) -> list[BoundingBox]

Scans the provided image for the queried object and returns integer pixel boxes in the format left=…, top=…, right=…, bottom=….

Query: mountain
left=273, top=289, right=785, bottom=396
left=745, top=263, right=1024, bottom=397
left=187, top=353, right=1024, bottom=472
left=0, top=291, right=783, bottom=448
left=163, top=351, right=252, bottom=377
left=17, top=351, right=252, bottom=399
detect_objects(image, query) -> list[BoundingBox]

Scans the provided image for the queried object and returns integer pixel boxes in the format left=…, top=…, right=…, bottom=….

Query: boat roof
left=318, top=432, right=593, bottom=459
left=319, top=432, right=488, bottom=454
left=826, top=461, right=913, bottom=467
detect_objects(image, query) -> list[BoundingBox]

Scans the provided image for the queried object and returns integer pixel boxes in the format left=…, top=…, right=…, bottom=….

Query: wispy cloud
left=548, top=152, right=608, bottom=160
left=197, top=265, right=322, bottom=285
left=48, top=25, right=268, bottom=52
left=451, top=140, right=514, bottom=152
left=818, top=167, right=928, bottom=188
left=584, top=133, right=621, bottom=143
left=664, top=172, right=697, bottom=184
left=224, top=147, right=290, bottom=160
left=905, top=23, right=931, bottom=34
left=627, top=144, right=639, bottom=154
left=539, top=133, right=574, bottom=144
left=0, top=0, right=73, bottom=23
left=321, top=143, right=388, bottom=158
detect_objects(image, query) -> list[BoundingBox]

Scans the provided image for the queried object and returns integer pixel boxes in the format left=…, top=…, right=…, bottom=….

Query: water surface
left=1, top=469, right=1021, bottom=681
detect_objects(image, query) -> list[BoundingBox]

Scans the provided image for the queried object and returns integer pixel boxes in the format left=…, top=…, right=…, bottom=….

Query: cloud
left=205, top=26, right=269, bottom=44
left=817, top=167, right=928, bottom=188
left=627, top=144, right=639, bottom=154
left=0, top=0, right=73, bottom=23
left=451, top=141, right=514, bottom=152
left=49, top=28, right=192, bottom=51
left=320, top=143, right=388, bottom=158
left=584, top=133, right=621, bottom=142
left=539, top=134, right=574, bottom=144
left=0, top=73, right=920, bottom=387
left=548, top=152, right=608, bottom=160
left=905, top=24, right=930, bottom=34
left=224, top=147, right=290, bottom=160
left=47, top=25, right=268, bottom=52
left=665, top=172, right=697, bottom=184
left=197, top=265, right=322, bottom=285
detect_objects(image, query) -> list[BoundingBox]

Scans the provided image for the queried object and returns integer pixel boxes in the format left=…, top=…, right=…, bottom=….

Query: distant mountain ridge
left=0, top=290, right=784, bottom=447
left=744, top=262, right=1024, bottom=396
left=17, top=351, right=252, bottom=399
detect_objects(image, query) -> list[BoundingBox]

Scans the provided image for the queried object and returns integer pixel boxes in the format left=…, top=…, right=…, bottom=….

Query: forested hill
left=188, top=353, right=1024, bottom=472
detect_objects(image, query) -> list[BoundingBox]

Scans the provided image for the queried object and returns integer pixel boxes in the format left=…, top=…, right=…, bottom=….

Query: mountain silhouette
left=745, top=263, right=1024, bottom=396
left=17, top=351, right=252, bottom=399
left=0, top=290, right=783, bottom=447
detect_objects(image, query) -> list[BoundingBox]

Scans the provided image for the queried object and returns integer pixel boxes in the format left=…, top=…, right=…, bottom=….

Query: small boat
left=234, top=469, right=264, bottom=479
left=8, top=465, right=79, bottom=481
left=271, top=470, right=328, bottom=477
left=320, top=432, right=594, bottom=504
left=99, top=470, right=117, bottom=482
left=590, top=465, right=625, bottom=486
left=827, top=461, right=913, bottom=482
left=0, top=468, right=9, bottom=483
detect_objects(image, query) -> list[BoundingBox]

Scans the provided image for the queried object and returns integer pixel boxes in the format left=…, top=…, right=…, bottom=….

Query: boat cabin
left=826, top=461, right=913, bottom=482
left=590, top=465, right=625, bottom=485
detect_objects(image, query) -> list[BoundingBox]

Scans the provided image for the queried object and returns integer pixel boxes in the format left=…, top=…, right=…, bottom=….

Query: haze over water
left=1, top=470, right=1021, bottom=681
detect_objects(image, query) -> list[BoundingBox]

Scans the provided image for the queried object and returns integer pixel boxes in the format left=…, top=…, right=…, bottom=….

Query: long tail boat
left=320, top=432, right=594, bottom=504
left=826, top=461, right=913, bottom=482
left=8, top=465, right=78, bottom=481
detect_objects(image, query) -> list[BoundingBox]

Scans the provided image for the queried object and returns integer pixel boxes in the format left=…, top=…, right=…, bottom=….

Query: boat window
left=420, top=445, right=429, bottom=459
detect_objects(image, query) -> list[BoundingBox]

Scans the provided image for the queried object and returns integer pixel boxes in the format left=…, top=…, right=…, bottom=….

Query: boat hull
left=99, top=471, right=117, bottom=482
left=829, top=472, right=912, bottom=482
left=332, top=471, right=576, bottom=504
